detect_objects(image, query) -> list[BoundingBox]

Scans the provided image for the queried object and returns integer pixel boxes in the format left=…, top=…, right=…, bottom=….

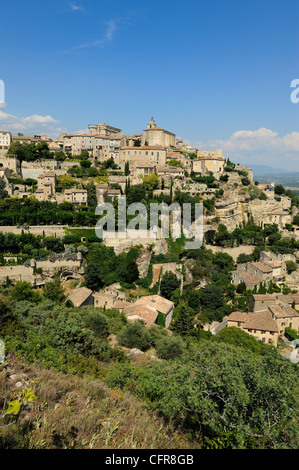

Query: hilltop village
left=0, top=119, right=298, bottom=449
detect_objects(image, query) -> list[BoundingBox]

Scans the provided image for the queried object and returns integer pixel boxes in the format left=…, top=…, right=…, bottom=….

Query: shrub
left=285, top=327, right=298, bottom=341
left=286, top=260, right=297, bottom=274
left=156, top=335, right=185, bottom=360
left=117, top=321, right=151, bottom=351
left=81, top=309, right=110, bottom=338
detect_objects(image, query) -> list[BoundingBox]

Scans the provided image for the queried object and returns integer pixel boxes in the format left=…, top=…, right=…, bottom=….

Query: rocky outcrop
left=214, top=193, right=250, bottom=231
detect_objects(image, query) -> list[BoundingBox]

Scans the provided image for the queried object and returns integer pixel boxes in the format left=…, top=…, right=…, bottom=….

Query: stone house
left=120, top=146, right=167, bottom=167
left=249, top=293, right=299, bottom=337
left=131, top=161, right=156, bottom=178
left=231, top=270, right=260, bottom=290
left=119, top=295, right=175, bottom=328
left=97, top=183, right=108, bottom=203
left=267, top=304, right=299, bottom=336
left=67, top=287, right=93, bottom=308
left=232, top=261, right=274, bottom=289
left=35, top=171, right=57, bottom=201
left=246, top=262, right=273, bottom=285
left=223, top=311, right=279, bottom=346
left=64, top=188, right=88, bottom=206
left=107, top=188, right=122, bottom=199
left=93, top=292, right=117, bottom=309
left=270, top=210, right=292, bottom=229
left=193, top=149, right=225, bottom=178
left=142, top=118, right=176, bottom=149
left=0, top=130, right=12, bottom=156
left=249, top=294, right=278, bottom=313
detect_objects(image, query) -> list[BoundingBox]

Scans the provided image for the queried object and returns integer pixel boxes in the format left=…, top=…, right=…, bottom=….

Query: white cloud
left=0, top=110, right=65, bottom=137
left=70, top=19, right=119, bottom=52
left=70, top=4, right=84, bottom=12
left=195, top=128, right=299, bottom=170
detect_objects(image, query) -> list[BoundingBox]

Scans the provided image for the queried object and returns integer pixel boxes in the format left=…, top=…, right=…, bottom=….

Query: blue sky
left=0, top=0, right=298, bottom=169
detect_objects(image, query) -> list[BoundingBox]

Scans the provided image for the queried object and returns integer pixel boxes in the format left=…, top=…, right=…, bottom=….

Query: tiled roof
left=237, top=272, right=260, bottom=285
left=269, top=304, right=299, bottom=319
left=67, top=287, right=92, bottom=307
left=271, top=210, right=289, bottom=215
left=125, top=304, right=158, bottom=325
left=251, top=294, right=276, bottom=301
left=135, top=295, right=174, bottom=315
left=250, top=262, right=273, bottom=273
left=226, top=311, right=278, bottom=333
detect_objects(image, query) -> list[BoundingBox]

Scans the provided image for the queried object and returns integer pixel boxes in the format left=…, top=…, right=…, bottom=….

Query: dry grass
left=0, top=354, right=199, bottom=450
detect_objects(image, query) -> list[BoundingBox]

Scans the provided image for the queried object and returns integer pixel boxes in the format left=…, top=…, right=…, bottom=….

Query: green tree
left=43, top=278, right=65, bottom=302
left=286, top=260, right=297, bottom=274
left=160, top=271, right=181, bottom=300
left=274, top=184, right=285, bottom=195
left=81, top=309, right=109, bottom=338
left=117, top=321, right=151, bottom=351
left=156, top=335, right=185, bottom=360
left=0, top=294, right=12, bottom=326
left=0, top=178, right=8, bottom=199
left=171, top=300, right=195, bottom=337
left=11, top=281, right=41, bottom=303
left=86, top=182, right=97, bottom=208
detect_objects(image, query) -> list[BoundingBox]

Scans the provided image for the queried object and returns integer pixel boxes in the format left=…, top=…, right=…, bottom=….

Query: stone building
left=222, top=310, right=279, bottom=346
left=120, top=146, right=167, bottom=166
left=0, top=130, right=12, bottom=156
left=34, top=171, right=57, bottom=202
left=64, top=188, right=88, bottom=206
left=67, top=287, right=93, bottom=308
left=122, top=295, right=174, bottom=328
left=0, top=156, right=21, bottom=175
left=249, top=293, right=299, bottom=338
left=270, top=210, right=292, bottom=229
left=88, top=122, right=123, bottom=138
left=131, top=161, right=157, bottom=178
left=93, top=292, right=118, bottom=309
left=142, top=118, right=176, bottom=149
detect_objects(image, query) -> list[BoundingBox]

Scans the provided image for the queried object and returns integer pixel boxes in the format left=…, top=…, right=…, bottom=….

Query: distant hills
left=246, top=164, right=299, bottom=187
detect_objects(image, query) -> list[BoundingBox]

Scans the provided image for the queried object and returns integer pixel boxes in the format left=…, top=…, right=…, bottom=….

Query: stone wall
left=0, top=225, right=67, bottom=237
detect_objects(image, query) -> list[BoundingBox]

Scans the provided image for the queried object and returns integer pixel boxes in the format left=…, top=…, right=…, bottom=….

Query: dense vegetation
left=212, top=221, right=299, bottom=255
left=0, top=279, right=298, bottom=449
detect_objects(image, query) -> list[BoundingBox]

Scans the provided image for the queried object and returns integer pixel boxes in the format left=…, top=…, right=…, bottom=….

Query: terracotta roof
left=251, top=294, right=276, bottom=301
left=135, top=295, right=174, bottom=315
left=125, top=304, right=158, bottom=325
left=67, top=287, right=93, bottom=307
left=93, top=292, right=117, bottom=301
left=226, top=311, right=278, bottom=333
left=271, top=210, right=289, bottom=215
left=225, top=311, right=246, bottom=323
left=264, top=260, right=283, bottom=268
left=269, top=304, right=299, bottom=319
left=133, top=161, right=156, bottom=168
left=237, top=272, right=260, bottom=285
left=250, top=262, right=273, bottom=273
left=275, top=294, right=299, bottom=305
left=113, top=300, right=132, bottom=311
